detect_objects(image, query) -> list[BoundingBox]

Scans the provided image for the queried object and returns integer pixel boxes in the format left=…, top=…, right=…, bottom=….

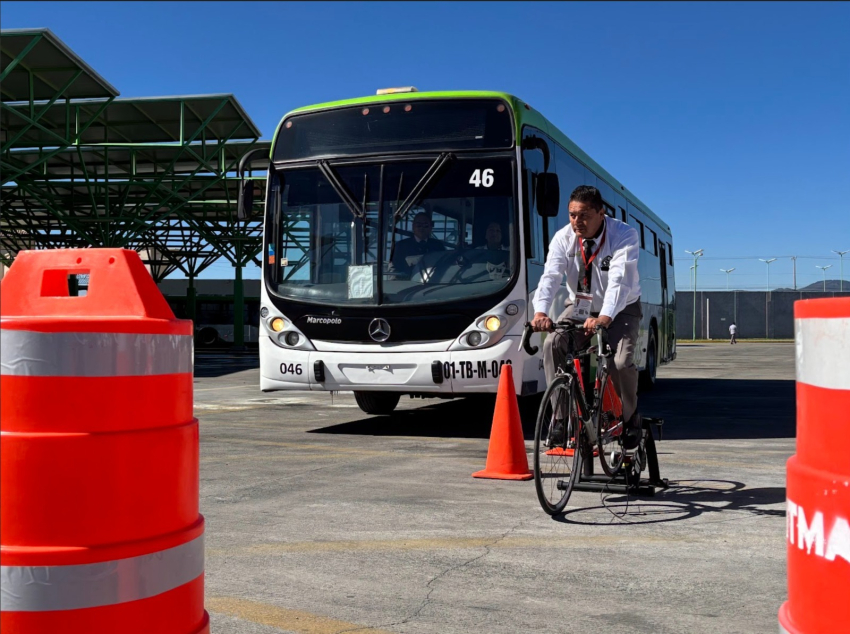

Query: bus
left=244, top=89, right=675, bottom=414
left=160, top=279, right=262, bottom=347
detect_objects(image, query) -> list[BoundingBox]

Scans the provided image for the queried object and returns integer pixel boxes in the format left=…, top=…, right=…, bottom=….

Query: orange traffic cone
left=472, top=364, right=533, bottom=480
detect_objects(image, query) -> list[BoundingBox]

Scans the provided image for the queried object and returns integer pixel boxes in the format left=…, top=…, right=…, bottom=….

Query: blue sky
left=3, top=1, right=849, bottom=289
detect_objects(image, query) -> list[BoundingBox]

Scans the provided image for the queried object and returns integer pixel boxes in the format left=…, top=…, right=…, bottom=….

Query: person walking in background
left=729, top=321, right=738, bottom=345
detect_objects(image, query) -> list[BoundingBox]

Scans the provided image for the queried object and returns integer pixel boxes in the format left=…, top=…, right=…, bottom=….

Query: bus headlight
left=271, top=317, right=286, bottom=332
left=447, top=300, right=526, bottom=352
left=285, top=331, right=300, bottom=346
left=260, top=306, right=269, bottom=318
left=484, top=316, right=501, bottom=331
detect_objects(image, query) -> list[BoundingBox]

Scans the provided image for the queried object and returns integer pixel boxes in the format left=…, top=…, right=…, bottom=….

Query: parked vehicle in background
left=161, top=279, right=260, bottom=347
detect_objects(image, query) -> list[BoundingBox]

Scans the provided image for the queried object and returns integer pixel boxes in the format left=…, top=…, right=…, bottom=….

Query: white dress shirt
left=532, top=216, right=641, bottom=319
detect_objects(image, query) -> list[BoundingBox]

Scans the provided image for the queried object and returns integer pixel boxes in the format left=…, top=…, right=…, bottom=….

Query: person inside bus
left=390, top=211, right=446, bottom=276
left=476, top=222, right=509, bottom=251
left=531, top=185, right=643, bottom=450
left=473, top=221, right=510, bottom=280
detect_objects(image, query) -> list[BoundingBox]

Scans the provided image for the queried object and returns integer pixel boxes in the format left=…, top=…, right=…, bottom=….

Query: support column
left=234, top=262, right=245, bottom=349
left=68, top=273, right=79, bottom=296
left=186, top=275, right=197, bottom=322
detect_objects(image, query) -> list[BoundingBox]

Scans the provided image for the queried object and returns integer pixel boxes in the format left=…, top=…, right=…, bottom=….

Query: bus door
left=658, top=242, right=670, bottom=360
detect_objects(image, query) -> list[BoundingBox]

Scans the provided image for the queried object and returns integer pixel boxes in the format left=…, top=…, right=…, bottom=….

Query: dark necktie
left=580, top=239, right=595, bottom=293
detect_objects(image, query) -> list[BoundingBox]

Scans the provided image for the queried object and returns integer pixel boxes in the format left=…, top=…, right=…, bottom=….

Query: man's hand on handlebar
left=583, top=314, right=612, bottom=335
left=532, top=312, right=613, bottom=335
left=531, top=312, right=553, bottom=332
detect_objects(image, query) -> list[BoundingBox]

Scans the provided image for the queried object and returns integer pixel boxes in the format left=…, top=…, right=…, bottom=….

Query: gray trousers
left=543, top=300, right=642, bottom=422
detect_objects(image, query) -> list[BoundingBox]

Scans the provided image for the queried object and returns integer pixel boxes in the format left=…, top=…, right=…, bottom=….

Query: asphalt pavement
left=196, top=342, right=795, bottom=634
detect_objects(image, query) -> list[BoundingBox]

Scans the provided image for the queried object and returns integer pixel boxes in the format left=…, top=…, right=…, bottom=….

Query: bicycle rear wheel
left=533, top=375, right=582, bottom=515
left=597, top=371, right=625, bottom=477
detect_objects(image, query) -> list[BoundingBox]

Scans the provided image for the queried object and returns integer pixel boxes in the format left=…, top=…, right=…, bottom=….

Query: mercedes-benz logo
left=368, top=318, right=391, bottom=342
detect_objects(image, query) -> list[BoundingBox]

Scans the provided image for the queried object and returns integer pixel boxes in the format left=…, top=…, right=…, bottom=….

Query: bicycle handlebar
left=519, top=322, right=540, bottom=356
left=518, top=321, right=613, bottom=357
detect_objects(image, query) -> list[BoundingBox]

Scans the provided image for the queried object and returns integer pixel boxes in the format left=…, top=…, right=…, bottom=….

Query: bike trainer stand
left=570, top=416, right=669, bottom=497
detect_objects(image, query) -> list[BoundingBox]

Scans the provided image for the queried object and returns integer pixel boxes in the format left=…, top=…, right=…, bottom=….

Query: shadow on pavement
left=308, top=395, right=507, bottom=440
left=194, top=351, right=259, bottom=378
left=554, top=480, right=787, bottom=526
left=639, top=378, right=795, bottom=440
left=309, top=377, right=796, bottom=441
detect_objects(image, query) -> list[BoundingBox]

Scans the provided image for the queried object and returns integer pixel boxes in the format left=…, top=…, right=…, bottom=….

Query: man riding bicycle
left=531, top=185, right=643, bottom=450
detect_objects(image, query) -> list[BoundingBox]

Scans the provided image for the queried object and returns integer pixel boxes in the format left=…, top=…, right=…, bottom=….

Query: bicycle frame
left=526, top=321, right=668, bottom=513
left=525, top=321, right=622, bottom=449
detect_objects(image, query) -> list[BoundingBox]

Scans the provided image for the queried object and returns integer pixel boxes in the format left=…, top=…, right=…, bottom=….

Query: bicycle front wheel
left=533, top=375, right=582, bottom=515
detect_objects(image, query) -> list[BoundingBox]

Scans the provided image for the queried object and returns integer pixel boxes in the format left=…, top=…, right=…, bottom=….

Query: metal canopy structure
left=1, top=28, right=270, bottom=345
left=0, top=28, right=118, bottom=102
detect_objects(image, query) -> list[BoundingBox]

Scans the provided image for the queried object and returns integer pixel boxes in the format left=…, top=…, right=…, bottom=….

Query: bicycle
left=520, top=320, right=664, bottom=516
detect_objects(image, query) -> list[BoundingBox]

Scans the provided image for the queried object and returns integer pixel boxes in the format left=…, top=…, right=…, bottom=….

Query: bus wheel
left=639, top=329, right=657, bottom=392
left=197, top=327, right=219, bottom=347
left=354, top=391, right=401, bottom=415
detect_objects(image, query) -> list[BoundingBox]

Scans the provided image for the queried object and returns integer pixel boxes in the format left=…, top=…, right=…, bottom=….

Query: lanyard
left=578, top=230, right=606, bottom=269
left=578, top=230, right=606, bottom=291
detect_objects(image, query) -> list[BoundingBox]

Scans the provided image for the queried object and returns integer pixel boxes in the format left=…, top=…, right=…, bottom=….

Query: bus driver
left=531, top=185, right=644, bottom=450
left=390, top=211, right=446, bottom=276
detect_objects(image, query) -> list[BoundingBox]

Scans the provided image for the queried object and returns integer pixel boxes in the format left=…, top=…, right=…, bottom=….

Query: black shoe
left=623, top=414, right=641, bottom=451
left=548, top=420, right=566, bottom=446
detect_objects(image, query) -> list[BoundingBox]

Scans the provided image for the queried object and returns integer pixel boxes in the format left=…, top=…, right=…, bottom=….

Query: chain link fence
left=676, top=291, right=850, bottom=340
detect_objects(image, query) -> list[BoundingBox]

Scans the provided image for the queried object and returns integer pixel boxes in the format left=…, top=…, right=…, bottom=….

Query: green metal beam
left=0, top=33, right=44, bottom=83
left=1, top=69, right=83, bottom=152
left=1, top=96, right=114, bottom=184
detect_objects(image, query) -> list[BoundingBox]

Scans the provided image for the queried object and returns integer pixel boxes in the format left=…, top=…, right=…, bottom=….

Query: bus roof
left=273, top=90, right=669, bottom=232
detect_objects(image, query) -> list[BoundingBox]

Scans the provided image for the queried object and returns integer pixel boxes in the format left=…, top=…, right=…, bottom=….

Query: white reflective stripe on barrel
left=0, top=534, right=203, bottom=612
left=0, top=330, right=193, bottom=377
left=795, top=318, right=850, bottom=391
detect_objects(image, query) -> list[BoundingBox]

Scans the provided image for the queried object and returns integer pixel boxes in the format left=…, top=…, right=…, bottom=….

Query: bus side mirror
left=237, top=179, right=255, bottom=220
left=536, top=172, right=560, bottom=218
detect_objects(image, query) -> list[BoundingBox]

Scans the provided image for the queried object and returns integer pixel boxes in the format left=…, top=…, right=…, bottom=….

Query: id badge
left=573, top=292, right=593, bottom=322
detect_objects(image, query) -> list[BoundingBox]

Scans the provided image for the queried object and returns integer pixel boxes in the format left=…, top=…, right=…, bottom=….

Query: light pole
left=685, top=249, right=704, bottom=340
left=816, top=265, right=833, bottom=292
left=833, top=250, right=848, bottom=292
left=759, top=258, right=777, bottom=293
left=791, top=256, right=797, bottom=290
left=720, top=268, right=736, bottom=290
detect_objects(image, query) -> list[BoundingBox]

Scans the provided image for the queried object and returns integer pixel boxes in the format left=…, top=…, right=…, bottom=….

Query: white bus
left=241, top=89, right=676, bottom=414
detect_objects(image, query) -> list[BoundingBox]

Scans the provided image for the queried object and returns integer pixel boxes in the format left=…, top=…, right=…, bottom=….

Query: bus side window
left=647, top=227, right=658, bottom=256
left=629, top=215, right=646, bottom=249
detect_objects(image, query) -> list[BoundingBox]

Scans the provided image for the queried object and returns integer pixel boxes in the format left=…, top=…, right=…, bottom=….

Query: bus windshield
left=269, top=156, right=517, bottom=306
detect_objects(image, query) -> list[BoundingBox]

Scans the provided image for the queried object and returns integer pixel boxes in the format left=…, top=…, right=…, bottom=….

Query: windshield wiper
left=388, top=152, right=454, bottom=264
left=317, top=160, right=366, bottom=219
left=393, top=152, right=454, bottom=221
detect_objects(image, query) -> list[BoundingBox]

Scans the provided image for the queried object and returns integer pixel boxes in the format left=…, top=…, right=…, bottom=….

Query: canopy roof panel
left=2, top=94, right=262, bottom=150
left=6, top=140, right=271, bottom=180
left=0, top=28, right=119, bottom=101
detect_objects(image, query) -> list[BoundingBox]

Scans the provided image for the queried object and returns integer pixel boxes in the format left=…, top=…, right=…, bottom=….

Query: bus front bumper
left=259, top=336, right=528, bottom=395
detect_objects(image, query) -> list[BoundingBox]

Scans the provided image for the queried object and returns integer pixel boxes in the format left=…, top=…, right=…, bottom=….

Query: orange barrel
left=0, top=249, right=209, bottom=634
left=778, top=297, right=850, bottom=634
